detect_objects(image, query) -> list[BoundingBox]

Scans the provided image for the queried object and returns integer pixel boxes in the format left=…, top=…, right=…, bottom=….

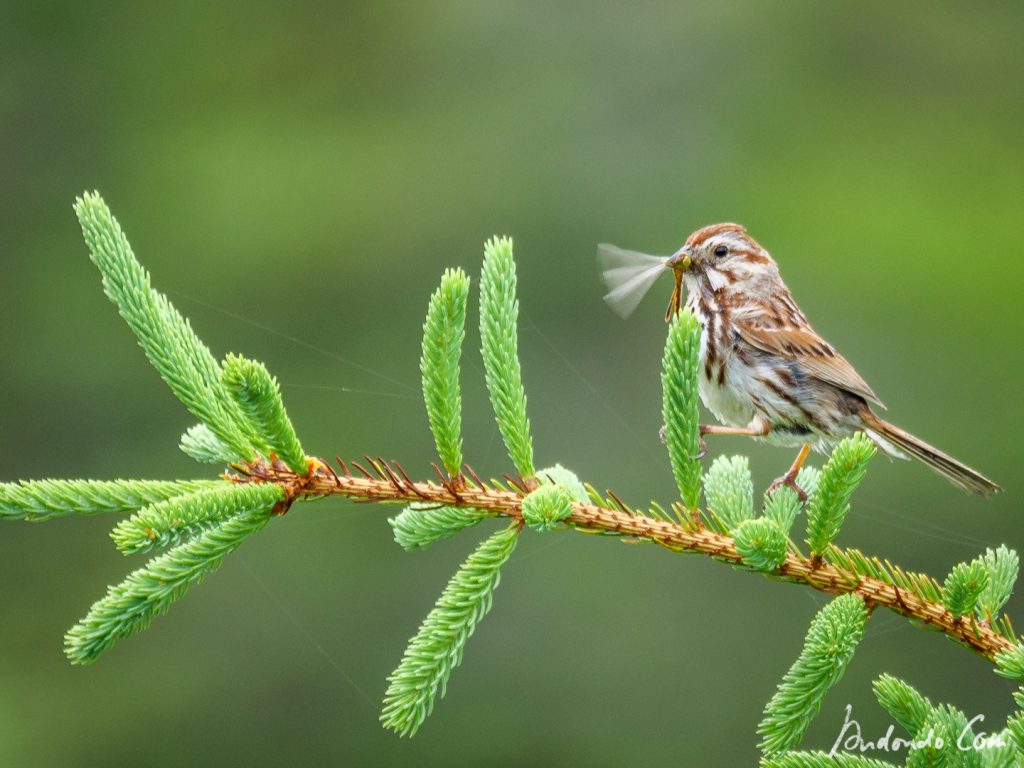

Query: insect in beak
left=664, top=248, right=690, bottom=321
left=666, top=248, right=691, bottom=272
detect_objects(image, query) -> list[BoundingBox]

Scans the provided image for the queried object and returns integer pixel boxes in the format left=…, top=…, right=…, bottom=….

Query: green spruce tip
left=805, top=433, right=876, bottom=557
left=111, top=483, right=286, bottom=555
left=1008, top=711, right=1024, bottom=755
left=389, top=504, right=490, bottom=551
left=661, top=310, right=702, bottom=509
left=65, top=495, right=282, bottom=664
left=421, top=268, right=470, bottom=477
left=976, top=731, right=1020, bottom=767
left=704, top=455, right=753, bottom=531
left=942, top=558, right=989, bottom=618
left=995, top=642, right=1024, bottom=682
left=733, top=517, right=788, bottom=572
left=764, top=486, right=802, bottom=537
left=977, top=545, right=1019, bottom=621
left=795, top=465, right=821, bottom=504
left=180, top=423, right=236, bottom=465
left=872, top=674, right=933, bottom=736
left=758, top=593, right=868, bottom=756
left=479, top=236, right=534, bottom=478
left=764, top=467, right=818, bottom=537
left=0, top=478, right=221, bottom=522
left=536, top=464, right=589, bottom=502
left=762, top=752, right=900, bottom=768
left=905, top=705, right=981, bottom=768
left=381, top=524, right=520, bottom=737
left=73, top=192, right=261, bottom=460
left=221, top=354, right=307, bottom=474
left=521, top=484, right=573, bottom=532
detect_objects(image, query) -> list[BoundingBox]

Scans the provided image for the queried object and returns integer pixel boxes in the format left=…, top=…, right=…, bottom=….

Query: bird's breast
left=686, top=295, right=755, bottom=427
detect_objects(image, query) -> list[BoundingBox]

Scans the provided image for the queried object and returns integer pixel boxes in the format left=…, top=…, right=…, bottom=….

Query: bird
left=598, top=223, right=1000, bottom=498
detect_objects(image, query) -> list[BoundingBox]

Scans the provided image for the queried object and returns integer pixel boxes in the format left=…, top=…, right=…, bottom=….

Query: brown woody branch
left=233, top=456, right=1015, bottom=662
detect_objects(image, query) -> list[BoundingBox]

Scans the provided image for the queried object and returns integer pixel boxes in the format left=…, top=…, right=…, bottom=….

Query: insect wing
left=597, top=243, right=669, bottom=318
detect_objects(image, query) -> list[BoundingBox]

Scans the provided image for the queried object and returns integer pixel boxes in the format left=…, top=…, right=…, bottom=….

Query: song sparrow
left=599, top=223, right=1000, bottom=497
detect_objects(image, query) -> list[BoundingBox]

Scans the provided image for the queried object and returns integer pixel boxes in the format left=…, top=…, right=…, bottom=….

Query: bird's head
left=662, top=223, right=779, bottom=319
left=668, top=223, right=775, bottom=284
left=598, top=223, right=779, bottom=321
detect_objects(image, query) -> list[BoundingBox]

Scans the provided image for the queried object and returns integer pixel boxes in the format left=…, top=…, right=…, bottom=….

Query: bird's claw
left=767, top=473, right=808, bottom=503
left=658, top=426, right=707, bottom=460
left=690, top=423, right=715, bottom=459
left=691, top=434, right=707, bottom=460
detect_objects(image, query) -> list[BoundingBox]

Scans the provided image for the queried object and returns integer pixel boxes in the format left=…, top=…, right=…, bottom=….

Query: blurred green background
left=1, top=2, right=1022, bottom=765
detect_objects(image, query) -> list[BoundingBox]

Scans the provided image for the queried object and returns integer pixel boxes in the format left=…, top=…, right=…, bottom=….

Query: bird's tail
left=860, top=410, right=1001, bottom=497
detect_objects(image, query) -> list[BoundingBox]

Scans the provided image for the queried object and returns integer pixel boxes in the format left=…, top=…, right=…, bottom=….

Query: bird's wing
left=735, top=317, right=885, bottom=408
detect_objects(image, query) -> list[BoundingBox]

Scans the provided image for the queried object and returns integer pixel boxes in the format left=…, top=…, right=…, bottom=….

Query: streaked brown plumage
left=601, top=223, right=1000, bottom=496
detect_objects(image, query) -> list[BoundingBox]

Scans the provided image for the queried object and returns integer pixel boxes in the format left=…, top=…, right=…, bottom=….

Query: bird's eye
left=713, top=244, right=728, bottom=257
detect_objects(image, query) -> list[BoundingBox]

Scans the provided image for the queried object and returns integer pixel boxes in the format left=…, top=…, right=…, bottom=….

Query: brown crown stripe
left=686, top=222, right=747, bottom=246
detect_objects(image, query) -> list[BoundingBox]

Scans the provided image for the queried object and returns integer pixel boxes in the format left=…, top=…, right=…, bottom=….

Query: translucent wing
left=597, top=243, right=670, bottom=319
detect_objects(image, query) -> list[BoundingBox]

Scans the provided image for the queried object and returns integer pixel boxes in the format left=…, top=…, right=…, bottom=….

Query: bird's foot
left=767, top=472, right=807, bottom=503
left=658, top=425, right=707, bottom=459
left=691, top=433, right=707, bottom=460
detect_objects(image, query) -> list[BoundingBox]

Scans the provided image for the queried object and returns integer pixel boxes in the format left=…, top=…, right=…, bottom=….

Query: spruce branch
left=4, top=195, right=1020, bottom=754
left=73, top=192, right=261, bottom=459
left=240, top=457, right=1018, bottom=662
left=110, top=482, right=285, bottom=555
left=421, top=268, right=470, bottom=477
left=661, top=309, right=702, bottom=509
left=867, top=676, right=1017, bottom=766
left=380, top=523, right=520, bottom=737
left=824, top=545, right=944, bottom=604
left=758, top=593, right=869, bottom=755
left=479, top=237, right=534, bottom=478
left=221, top=353, right=307, bottom=474
left=65, top=500, right=280, bottom=664
left=806, top=434, right=876, bottom=558
left=0, top=478, right=221, bottom=521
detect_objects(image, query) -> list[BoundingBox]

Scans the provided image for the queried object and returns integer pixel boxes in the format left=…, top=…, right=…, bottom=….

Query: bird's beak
left=666, top=247, right=691, bottom=272
left=664, top=247, right=690, bottom=322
